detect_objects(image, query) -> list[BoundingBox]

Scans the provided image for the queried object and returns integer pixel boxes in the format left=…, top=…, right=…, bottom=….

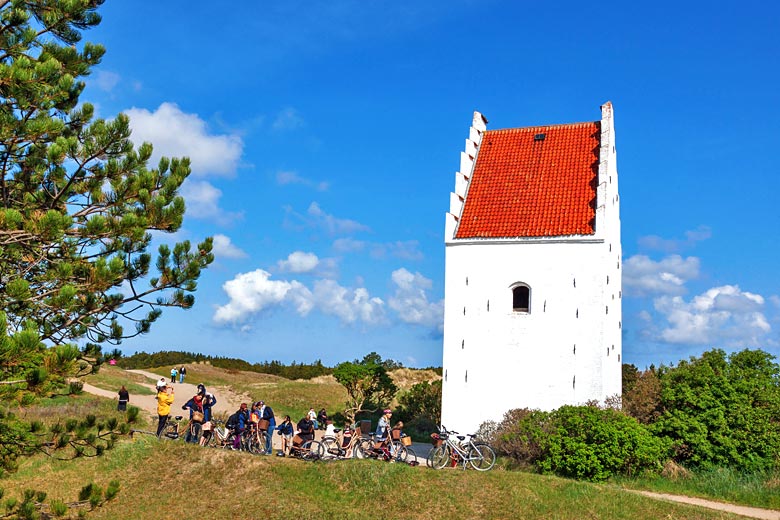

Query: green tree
left=333, top=357, right=397, bottom=425
left=396, top=379, right=441, bottom=424
left=0, top=0, right=213, bottom=349
left=652, top=349, right=780, bottom=470
left=0, top=1, right=211, bottom=513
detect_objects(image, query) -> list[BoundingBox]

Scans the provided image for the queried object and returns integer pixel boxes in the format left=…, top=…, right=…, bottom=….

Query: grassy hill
left=1, top=435, right=744, bottom=520
left=3, top=365, right=769, bottom=519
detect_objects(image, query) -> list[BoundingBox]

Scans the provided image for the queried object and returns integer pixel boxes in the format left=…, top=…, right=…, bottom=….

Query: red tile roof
left=454, top=121, right=600, bottom=239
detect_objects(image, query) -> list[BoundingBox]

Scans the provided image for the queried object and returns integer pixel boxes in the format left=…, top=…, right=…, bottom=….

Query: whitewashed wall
left=440, top=103, right=622, bottom=435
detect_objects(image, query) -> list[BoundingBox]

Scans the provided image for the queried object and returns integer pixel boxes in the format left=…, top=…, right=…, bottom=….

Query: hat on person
left=383, top=409, right=392, bottom=415
left=259, top=400, right=265, bottom=405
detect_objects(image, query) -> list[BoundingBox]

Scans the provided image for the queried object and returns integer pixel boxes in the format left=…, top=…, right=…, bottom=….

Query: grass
left=84, top=365, right=156, bottom=396
left=0, top=439, right=747, bottom=520
left=1, top=366, right=774, bottom=519
left=617, top=467, right=780, bottom=511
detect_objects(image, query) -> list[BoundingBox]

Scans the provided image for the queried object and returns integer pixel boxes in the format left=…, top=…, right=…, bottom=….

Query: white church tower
left=441, top=102, right=622, bottom=435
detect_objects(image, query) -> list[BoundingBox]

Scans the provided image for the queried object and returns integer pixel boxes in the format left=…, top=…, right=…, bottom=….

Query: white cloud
left=272, top=107, right=305, bottom=131
left=623, top=254, right=700, bottom=297
left=311, top=279, right=385, bottom=324
left=653, top=285, right=771, bottom=346
left=126, top=102, right=243, bottom=177
left=637, top=226, right=712, bottom=253
left=180, top=180, right=243, bottom=225
left=276, top=170, right=329, bottom=191
left=278, top=251, right=319, bottom=273
left=94, top=70, right=120, bottom=92
left=213, top=269, right=313, bottom=324
left=388, top=268, right=444, bottom=330
left=213, top=270, right=383, bottom=325
left=212, top=234, right=247, bottom=259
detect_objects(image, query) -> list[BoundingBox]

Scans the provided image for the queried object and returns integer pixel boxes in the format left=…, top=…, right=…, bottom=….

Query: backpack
left=226, top=413, right=239, bottom=430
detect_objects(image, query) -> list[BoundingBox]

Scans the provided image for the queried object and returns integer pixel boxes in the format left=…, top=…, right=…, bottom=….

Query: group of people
left=168, top=366, right=187, bottom=384
left=154, top=380, right=217, bottom=442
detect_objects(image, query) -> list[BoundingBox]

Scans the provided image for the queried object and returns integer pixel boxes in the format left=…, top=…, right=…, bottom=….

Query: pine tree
left=0, top=0, right=214, bottom=347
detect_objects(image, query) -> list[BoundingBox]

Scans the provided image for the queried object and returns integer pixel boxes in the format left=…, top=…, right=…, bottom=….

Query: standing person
left=232, top=403, right=250, bottom=450
left=181, top=394, right=204, bottom=443
left=179, top=366, right=186, bottom=383
left=276, top=415, right=294, bottom=456
left=308, top=407, right=318, bottom=430
left=117, top=385, right=129, bottom=411
left=258, top=400, right=276, bottom=455
left=376, top=409, right=392, bottom=441
left=199, top=392, right=218, bottom=447
left=170, top=367, right=177, bottom=383
left=156, top=385, right=175, bottom=437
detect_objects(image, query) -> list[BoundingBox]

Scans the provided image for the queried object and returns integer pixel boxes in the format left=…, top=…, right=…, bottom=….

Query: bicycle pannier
left=401, top=435, right=412, bottom=446
left=258, top=419, right=270, bottom=431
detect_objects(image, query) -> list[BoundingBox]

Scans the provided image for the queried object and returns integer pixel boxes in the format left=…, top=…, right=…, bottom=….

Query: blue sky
left=82, top=0, right=780, bottom=368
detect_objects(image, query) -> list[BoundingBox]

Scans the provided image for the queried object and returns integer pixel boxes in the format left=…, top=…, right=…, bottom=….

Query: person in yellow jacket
left=156, top=385, right=175, bottom=437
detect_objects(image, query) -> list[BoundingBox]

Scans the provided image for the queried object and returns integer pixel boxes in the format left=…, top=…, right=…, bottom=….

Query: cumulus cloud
left=653, top=285, right=771, bottom=346
left=276, top=170, right=329, bottom=191
left=213, top=269, right=313, bottom=324
left=623, top=254, right=700, bottom=297
left=212, top=234, right=247, bottom=259
left=638, top=226, right=712, bottom=253
left=278, top=251, right=320, bottom=273
left=126, top=102, right=243, bottom=177
left=388, top=268, right=444, bottom=330
left=213, top=270, right=383, bottom=325
left=180, top=180, right=243, bottom=225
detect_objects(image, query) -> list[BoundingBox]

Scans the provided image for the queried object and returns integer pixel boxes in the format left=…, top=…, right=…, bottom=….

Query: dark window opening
left=512, top=285, right=530, bottom=313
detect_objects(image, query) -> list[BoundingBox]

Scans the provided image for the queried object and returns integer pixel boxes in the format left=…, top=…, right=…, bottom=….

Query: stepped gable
left=454, top=121, right=600, bottom=239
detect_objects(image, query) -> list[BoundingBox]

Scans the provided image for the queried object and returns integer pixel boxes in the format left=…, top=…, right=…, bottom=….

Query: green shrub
left=538, top=406, right=668, bottom=481
left=652, top=349, right=780, bottom=471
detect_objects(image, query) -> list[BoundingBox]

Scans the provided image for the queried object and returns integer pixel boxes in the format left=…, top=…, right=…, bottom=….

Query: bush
left=487, top=406, right=668, bottom=481
left=538, top=406, right=668, bottom=481
left=652, top=349, right=780, bottom=471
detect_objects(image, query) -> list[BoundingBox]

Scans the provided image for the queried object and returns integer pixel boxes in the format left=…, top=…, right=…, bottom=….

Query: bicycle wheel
left=162, top=423, right=179, bottom=440
left=404, top=447, right=417, bottom=465
left=320, top=437, right=340, bottom=460
left=430, top=445, right=450, bottom=469
left=301, top=440, right=322, bottom=461
left=391, top=441, right=408, bottom=463
left=468, top=443, right=496, bottom=471
left=248, top=432, right=264, bottom=454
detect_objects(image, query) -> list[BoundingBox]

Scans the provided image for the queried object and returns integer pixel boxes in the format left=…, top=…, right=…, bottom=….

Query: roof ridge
left=485, top=120, right=599, bottom=134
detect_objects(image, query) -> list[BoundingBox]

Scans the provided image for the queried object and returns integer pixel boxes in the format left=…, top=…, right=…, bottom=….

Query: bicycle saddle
left=174, top=416, right=183, bottom=420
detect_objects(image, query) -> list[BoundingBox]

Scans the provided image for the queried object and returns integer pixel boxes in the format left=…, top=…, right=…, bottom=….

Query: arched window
left=510, top=283, right=531, bottom=313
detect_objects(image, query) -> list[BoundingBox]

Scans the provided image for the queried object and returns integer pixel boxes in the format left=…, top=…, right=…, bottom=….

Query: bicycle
left=356, top=433, right=413, bottom=463
left=288, top=436, right=322, bottom=461
left=158, top=415, right=184, bottom=440
left=428, top=425, right=495, bottom=471
left=320, top=427, right=368, bottom=460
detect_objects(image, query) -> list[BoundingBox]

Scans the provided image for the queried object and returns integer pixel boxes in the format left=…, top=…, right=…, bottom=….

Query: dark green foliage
left=484, top=406, right=667, bottom=481
left=652, top=349, right=780, bottom=471
left=395, top=380, right=441, bottom=440
left=333, top=353, right=397, bottom=424
left=538, top=406, right=668, bottom=481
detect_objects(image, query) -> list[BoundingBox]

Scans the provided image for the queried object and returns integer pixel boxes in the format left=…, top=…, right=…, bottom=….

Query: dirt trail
left=632, top=491, right=780, bottom=520
left=83, top=369, right=247, bottom=419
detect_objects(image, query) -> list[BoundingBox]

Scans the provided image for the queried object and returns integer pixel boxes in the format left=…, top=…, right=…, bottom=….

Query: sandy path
left=632, top=491, right=780, bottom=520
